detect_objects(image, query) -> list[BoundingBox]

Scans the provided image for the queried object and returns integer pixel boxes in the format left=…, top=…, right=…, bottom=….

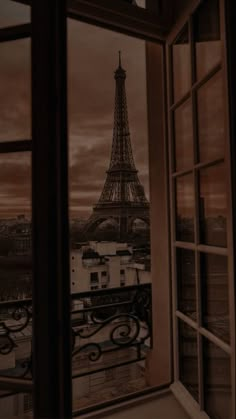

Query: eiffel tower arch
left=84, top=52, right=149, bottom=239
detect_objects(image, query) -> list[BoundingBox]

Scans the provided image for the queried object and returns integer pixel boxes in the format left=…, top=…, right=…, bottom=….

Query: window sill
left=76, top=386, right=190, bottom=419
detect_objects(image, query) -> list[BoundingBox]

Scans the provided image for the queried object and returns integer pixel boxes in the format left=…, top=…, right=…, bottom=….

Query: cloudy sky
left=0, top=1, right=149, bottom=219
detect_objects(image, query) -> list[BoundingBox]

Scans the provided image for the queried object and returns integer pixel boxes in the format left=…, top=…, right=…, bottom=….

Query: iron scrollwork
left=0, top=304, right=32, bottom=356
left=71, top=284, right=152, bottom=376
left=0, top=301, right=32, bottom=378
left=0, top=284, right=152, bottom=380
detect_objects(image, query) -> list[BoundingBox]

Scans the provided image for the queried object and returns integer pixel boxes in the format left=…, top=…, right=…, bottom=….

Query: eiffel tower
left=84, top=52, right=149, bottom=239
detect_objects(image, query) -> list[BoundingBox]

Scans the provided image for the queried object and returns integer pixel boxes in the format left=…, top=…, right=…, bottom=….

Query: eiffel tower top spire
left=114, top=50, right=126, bottom=80
left=109, top=51, right=136, bottom=173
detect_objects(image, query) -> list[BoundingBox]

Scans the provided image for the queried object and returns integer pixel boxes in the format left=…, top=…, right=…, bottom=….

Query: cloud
left=0, top=37, right=31, bottom=142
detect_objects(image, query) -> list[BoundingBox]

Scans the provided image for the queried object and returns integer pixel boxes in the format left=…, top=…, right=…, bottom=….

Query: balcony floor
left=79, top=389, right=190, bottom=419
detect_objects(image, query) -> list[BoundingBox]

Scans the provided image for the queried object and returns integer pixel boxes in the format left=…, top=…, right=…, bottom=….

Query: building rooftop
left=82, top=250, right=100, bottom=260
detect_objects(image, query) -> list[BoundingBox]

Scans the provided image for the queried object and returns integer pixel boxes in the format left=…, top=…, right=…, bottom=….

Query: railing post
left=31, top=1, right=72, bottom=417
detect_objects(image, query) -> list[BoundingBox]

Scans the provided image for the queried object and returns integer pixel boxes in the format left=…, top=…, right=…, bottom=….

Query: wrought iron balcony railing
left=0, top=284, right=152, bottom=385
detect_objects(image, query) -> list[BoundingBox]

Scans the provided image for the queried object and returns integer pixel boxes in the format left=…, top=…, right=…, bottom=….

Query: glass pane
left=194, top=0, right=221, bottom=80
left=0, top=152, right=31, bottom=298
left=201, top=254, right=229, bottom=343
left=0, top=1, right=30, bottom=27
left=197, top=72, right=224, bottom=162
left=172, top=26, right=191, bottom=103
left=199, top=164, right=227, bottom=247
left=178, top=320, right=199, bottom=402
left=176, top=174, right=195, bottom=242
left=177, top=249, right=196, bottom=320
left=0, top=152, right=32, bottom=380
left=174, top=99, right=193, bottom=171
left=0, top=39, right=31, bottom=142
left=203, top=339, right=231, bottom=419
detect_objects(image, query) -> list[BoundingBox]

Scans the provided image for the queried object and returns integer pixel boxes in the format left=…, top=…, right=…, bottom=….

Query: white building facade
left=70, top=241, right=151, bottom=294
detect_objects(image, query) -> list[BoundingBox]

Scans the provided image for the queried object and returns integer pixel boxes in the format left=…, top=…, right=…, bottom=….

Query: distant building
left=0, top=215, right=31, bottom=256
left=70, top=241, right=151, bottom=293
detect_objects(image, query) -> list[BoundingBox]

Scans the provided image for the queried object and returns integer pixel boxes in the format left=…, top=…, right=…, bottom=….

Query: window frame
left=167, top=2, right=235, bottom=418
left=0, top=1, right=169, bottom=418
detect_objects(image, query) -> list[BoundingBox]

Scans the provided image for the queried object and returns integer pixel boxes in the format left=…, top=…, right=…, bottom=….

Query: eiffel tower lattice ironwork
left=84, top=52, right=149, bottom=239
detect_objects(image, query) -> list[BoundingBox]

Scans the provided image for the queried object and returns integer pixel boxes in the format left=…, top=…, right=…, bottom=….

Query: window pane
left=0, top=1, right=30, bottom=27
left=0, top=152, right=32, bottom=380
left=201, top=254, right=229, bottom=343
left=203, top=339, right=231, bottom=419
left=199, top=164, right=227, bottom=247
left=194, top=0, right=221, bottom=80
left=176, top=174, right=195, bottom=242
left=0, top=39, right=31, bottom=142
left=0, top=152, right=31, bottom=299
left=197, top=72, right=224, bottom=162
left=178, top=320, right=199, bottom=402
left=172, top=26, right=191, bottom=103
left=174, top=100, right=193, bottom=171
left=177, top=249, right=196, bottom=320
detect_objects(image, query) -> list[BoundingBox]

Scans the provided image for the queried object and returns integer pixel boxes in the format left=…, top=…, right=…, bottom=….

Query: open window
left=0, top=1, right=235, bottom=419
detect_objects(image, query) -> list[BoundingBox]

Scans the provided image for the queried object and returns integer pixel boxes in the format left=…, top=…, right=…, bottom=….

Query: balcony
left=0, top=284, right=156, bottom=415
left=0, top=284, right=193, bottom=418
